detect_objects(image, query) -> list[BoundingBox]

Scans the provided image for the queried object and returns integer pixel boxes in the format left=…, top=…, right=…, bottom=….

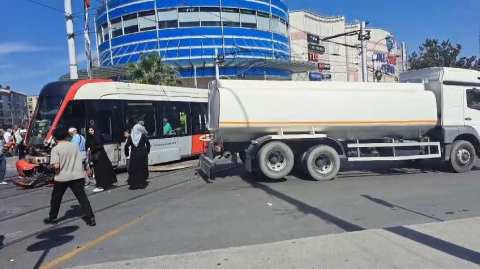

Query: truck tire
left=257, top=141, right=294, bottom=180
left=449, top=140, right=476, bottom=173
left=303, top=145, right=340, bottom=181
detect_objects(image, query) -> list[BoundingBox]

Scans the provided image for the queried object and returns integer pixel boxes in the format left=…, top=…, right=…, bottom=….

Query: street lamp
left=371, top=35, right=396, bottom=82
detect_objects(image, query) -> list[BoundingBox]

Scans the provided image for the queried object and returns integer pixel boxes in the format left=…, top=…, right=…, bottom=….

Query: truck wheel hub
left=314, top=154, right=333, bottom=174
left=267, top=151, right=286, bottom=172
left=457, top=149, right=471, bottom=165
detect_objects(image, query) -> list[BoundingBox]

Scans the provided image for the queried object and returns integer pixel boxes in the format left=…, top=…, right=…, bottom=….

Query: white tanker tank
left=208, top=80, right=438, bottom=142
left=200, top=68, right=480, bottom=181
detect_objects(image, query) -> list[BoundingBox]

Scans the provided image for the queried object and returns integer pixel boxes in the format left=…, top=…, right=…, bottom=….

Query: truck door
left=463, top=88, right=480, bottom=134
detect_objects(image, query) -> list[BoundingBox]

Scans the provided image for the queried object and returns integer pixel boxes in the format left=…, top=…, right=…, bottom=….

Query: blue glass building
left=93, top=0, right=311, bottom=85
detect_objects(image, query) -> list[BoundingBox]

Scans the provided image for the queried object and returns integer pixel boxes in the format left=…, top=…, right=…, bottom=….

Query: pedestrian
left=124, top=130, right=131, bottom=171
left=0, top=130, right=7, bottom=185
left=3, top=129, right=12, bottom=155
left=43, top=128, right=95, bottom=226
left=87, top=125, right=117, bottom=193
left=68, top=128, right=90, bottom=186
left=125, top=123, right=150, bottom=190
left=17, top=130, right=27, bottom=160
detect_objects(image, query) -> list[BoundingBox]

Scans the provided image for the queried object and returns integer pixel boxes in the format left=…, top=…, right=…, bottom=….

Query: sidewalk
left=68, top=217, right=480, bottom=269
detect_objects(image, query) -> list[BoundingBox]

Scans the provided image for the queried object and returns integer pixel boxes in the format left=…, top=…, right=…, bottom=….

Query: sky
left=0, top=0, right=479, bottom=95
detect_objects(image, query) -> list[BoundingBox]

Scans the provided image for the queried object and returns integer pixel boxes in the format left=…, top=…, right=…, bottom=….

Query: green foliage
left=408, top=39, right=480, bottom=70
left=127, top=53, right=182, bottom=86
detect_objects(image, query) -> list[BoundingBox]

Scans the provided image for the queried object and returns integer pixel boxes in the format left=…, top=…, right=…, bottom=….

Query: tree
left=408, top=39, right=479, bottom=70
left=127, top=53, right=182, bottom=86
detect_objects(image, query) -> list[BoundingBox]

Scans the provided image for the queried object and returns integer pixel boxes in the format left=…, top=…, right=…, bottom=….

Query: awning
left=59, top=58, right=317, bottom=81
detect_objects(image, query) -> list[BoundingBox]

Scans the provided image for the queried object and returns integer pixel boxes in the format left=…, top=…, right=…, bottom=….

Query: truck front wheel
left=449, top=140, right=476, bottom=173
left=303, top=145, right=340, bottom=181
left=257, top=141, right=294, bottom=180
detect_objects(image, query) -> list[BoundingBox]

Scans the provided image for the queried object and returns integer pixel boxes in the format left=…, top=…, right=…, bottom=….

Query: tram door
left=86, top=100, right=124, bottom=166
left=155, top=101, right=192, bottom=163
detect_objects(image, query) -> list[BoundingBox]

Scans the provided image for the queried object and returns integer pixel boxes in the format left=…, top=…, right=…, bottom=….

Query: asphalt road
left=1, top=159, right=480, bottom=268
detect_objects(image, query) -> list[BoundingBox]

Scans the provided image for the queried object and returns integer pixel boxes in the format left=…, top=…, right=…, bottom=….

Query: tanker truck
left=199, top=67, right=480, bottom=180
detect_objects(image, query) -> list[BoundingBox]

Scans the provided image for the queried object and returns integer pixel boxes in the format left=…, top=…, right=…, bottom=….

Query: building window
left=158, top=8, right=178, bottom=29
left=257, top=12, right=270, bottom=31
left=111, top=17, right=123, bottom=38
left=102, top=23, right=109, bottom=41
left=125, top=102, right=157, bottom=138
left=222, top=8, right=240, bottom=27
left=162, top=102, right=188, bottom=137
left=200, top=7, right=221, bottom=27
left=272, top=15, right=280, bottom=33
left=138, top=10, right=156, bottom=31
left=178, top=7, right=200, bottom=27
left=240, top=9, right=256, bottom=29
left=279, top=18, right=287, bottom=36
left=123, top=13, right=139, bottom=35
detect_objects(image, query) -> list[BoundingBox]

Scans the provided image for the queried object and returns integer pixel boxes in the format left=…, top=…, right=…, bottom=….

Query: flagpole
left=84, top=0, right=93, bottom=79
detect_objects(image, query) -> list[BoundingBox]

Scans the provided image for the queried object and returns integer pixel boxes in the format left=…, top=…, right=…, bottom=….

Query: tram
left=14, top=79, right=209, bottom=188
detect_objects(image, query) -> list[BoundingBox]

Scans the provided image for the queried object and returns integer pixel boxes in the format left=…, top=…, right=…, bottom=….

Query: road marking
left=40, top=183, right=209, bottom=269
left=40, top=209, right=156, bottom=269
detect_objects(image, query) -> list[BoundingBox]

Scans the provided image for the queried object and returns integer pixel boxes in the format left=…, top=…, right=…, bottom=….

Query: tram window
left=162, top=102, right=188, bottom=137
left=57, top=101, right=87, bottom=138
left=124, top=102, right=157, bottom=138
left=190, top=102, right=207, bottom=135
left=86, top=101, right=116, bottom=143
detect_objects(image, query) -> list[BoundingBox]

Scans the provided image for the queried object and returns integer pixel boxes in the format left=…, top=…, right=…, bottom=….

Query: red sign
left=308, top=52, right=319, bottom=62
left=318, top=63, right=331, bottom=70
left=387, top=55, right=397, bottom=66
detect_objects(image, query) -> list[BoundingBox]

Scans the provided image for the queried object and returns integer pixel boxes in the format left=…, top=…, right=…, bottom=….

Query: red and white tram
left=15, top=79, right=208, bottom=188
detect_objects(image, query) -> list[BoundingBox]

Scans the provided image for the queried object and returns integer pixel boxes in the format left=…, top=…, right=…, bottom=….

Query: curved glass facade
left=95, top=0, right=292, bottom=80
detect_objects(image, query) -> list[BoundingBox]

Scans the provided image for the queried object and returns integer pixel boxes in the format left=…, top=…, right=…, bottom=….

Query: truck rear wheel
left=449, top=140, right=476, bottom=173
left=257, top=141, right=294, bottom=180
left=303, top=145, right=340, bottom=181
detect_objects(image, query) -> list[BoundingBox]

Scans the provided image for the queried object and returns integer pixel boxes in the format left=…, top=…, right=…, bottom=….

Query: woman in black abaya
left=125, top=123, right=150, bottom=190
left=87, top=125, right=117, bottom=192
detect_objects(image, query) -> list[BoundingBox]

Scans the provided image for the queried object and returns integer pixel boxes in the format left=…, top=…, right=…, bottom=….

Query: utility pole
left=360, top=21, right=368, bottom=82
left=65, top=0, right=78, bottom=79
left=402, top=42, right=407, bottom=72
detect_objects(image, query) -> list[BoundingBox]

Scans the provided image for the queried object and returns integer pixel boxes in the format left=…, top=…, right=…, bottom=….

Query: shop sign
left=309, top=72, right=323, bottom=81
left=318, top=63, right=331, bottom=70
left=308, top=44, right=325, bottom=54
left=308, top=52, right=319, bottom=62
left=307, top=33, right=320, bottom=44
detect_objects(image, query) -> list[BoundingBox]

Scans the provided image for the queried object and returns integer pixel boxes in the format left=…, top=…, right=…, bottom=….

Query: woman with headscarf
left=87, top=125, right=117, bottom=192
left=124, top=123, right=150, bottom=190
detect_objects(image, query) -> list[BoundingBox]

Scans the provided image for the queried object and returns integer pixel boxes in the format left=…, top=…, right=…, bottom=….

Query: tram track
left=0, top=186, right=49, bottom=200
left=0, top=164, right=237, bottom=250
left=0, top=168, right=194, bottom=224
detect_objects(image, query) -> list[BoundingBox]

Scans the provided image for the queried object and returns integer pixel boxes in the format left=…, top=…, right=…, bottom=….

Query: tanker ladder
left=346, top=138, right=441, bottom=161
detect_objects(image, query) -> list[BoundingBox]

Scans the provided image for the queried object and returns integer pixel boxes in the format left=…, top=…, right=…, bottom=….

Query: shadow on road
left=240, top=172, right=365, bottom=232
left=56, top=205, right=82, bottom=223
left=361, top=195, right=444, bottom=222
left=385, top=226, right=480, bottom=265
left=26, top=225, right=79, bottom=269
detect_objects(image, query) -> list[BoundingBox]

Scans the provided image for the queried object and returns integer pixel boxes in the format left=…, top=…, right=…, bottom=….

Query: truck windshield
left=29, top=95, right=64, bottom=145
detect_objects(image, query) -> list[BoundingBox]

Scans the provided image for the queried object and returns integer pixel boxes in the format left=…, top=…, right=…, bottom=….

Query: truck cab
left=399, top=67, right=480, bottom=159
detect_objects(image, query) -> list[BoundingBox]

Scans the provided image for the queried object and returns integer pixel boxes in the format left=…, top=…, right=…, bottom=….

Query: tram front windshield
left=29, top=94, right=64, bottom=145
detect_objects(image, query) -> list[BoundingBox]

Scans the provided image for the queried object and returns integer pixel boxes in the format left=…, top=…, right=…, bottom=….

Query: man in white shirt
left=44, top=129, right=96, bottom=226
